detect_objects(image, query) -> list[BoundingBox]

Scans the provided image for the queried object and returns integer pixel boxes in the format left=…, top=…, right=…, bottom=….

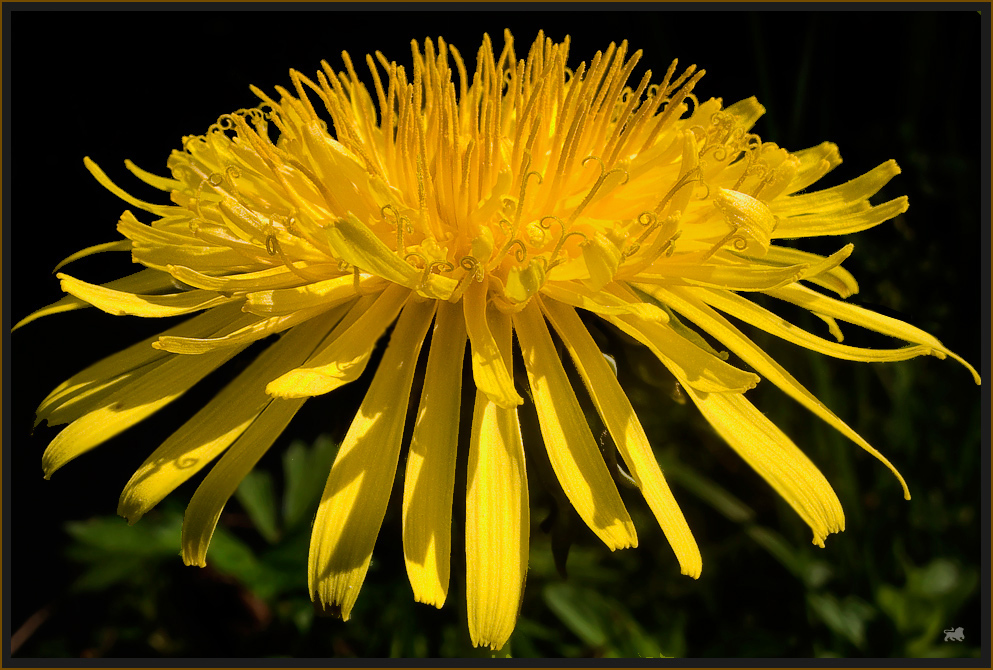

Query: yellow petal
left=684, top=386, right=845, bottom=547
left=155, top=303, right=346, bottom=355
left=540, top=280, right=669, bottom=321
left=244, top=273, right=386, bottom=316
left=52, top=240, right=131, bottom=273
left=712, top=188, right=776, bottom=257
left=463, top=278, right=523, bottom=409
left=119, top=315, right=338, bottom=523
left=84, top=157, right=174, bottom=217
left=58, top=273, right=234, bottom=318
left=645, top=284, right=911, bottom=498
left=514, top=301, right=637, bottom=550
left=324, top=212, right=420, bottom=289
left=605, top=286, right=760, bottom=394
left=540, top=297, right=701, bottom=577
left=124, top=158, right=182, bottom=192
left=36, top=303, right=244, bottom=428
left=465, top=305, right=528, bottom=651
left=14, top=268, right=174, bottom=332
left=771, top=160, right=901, bottom=217
left=118, top=211, right=256, bottom=273
left=309, top=298, right=436, bottom=619
left=181, top=396, right=308, bottom=567
left=266, top=285, right=410, bottom=398
left=503, top=260, right=546, bottom=304
left=774, top=196, right=909, bottom=238
left=695, top=287, right=939, bottom=363
left=784, top=142, right=842, bottom=195
left=165, top=262, right=341, bottom=292
left=42, top=339, right=247, bottom=478
left=403, top=301, right=467, bottom=608
left=768, top=283, right=981, bottom=384
left=581, top=231, right=623, bottom=291
left=758, top=244, right=859, bottom=298
left=636, top=261, right=808, bottom=292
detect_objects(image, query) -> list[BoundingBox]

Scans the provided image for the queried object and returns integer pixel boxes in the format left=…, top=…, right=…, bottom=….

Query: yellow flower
left=18, top=30, right=979, bottom=651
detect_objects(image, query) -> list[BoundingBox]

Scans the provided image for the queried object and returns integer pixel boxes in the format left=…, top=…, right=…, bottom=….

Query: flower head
left=20, top=30, right=980, bottom=650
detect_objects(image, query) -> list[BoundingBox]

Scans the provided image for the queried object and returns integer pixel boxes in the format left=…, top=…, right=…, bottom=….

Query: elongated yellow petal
left=514, top=301, right=637, bottom=550
left=466, top=305, right=528, bottom=651
left=119, top=314, right=338, bottom=523
left=118, top=212, right=256, bottom=273
left=165, top=262, right=341, bottom=292
left=309, top=298, right=435, bottom=619
left=644, top=284, right=911, bottom=498
left=155, top=303, right=347, bottom=355
left=325, top=213, right=458, bottom=300
left=42, top=340, right=247, bottom=478
left=784, top=141, right=842, bottom=195
left=52, top=240, right=131, bottom=273
left=541, top=297, right=701, bottom=577
left=266, top=284, right=410, bottom=398
left=684, top=386, right=845, bottom=547
left=540, top=280, right=668, bottom=321
left=84, top=157, right=174, bottom=217
left=124, top=158, right=182, bottom=191
left=36, top=303, right=244, bottom=427
left=58, top=273, right=234, bottom=318
left=755, top=244, right=859, bottom=298
left=774, top=196, right=909, bottom=238
left=768, top=284, right=981, bottom=384
left=244, top=273, right=387, bottom=316
left=694, top=287, right=939, bottom=363
left=605, top=286, right=760, bottom=394
left=636, top=261, right=808, bottom=292
left=771, top=160, right=900, bottom=217
left=403, top=300, right=467, bottom=608
left=182, top=396, right=308, bottom=567
left=14, top=268, right=174, bottom=332
left=463, top=278, right=523, bottom=409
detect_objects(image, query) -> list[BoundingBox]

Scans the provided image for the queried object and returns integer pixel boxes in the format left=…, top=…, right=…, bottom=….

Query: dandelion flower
left=19, top=30, right=980, bottom=651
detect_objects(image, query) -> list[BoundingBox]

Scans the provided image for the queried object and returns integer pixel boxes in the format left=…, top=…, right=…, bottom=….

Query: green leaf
left=544, top=583, right=609, bottom=648
left=235, top=468, right=280, bottom=543
left=282, top=435, right=339, bottom=530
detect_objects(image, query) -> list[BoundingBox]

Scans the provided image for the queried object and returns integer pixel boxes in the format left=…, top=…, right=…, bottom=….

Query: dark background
left=6, top=4, right=988, bottom=659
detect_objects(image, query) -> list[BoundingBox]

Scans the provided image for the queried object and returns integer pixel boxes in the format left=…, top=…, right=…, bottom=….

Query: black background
left=6, top=4, right=988, bottom=659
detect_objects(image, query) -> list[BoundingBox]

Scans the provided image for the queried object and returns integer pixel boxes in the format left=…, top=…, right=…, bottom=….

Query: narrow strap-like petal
left=37, top=303, right=245, bottom=428
left=644, top=284, right=911, bottom=499
left=58, top=273, right=235, bottom=318
left=463, top=278, right=523, bottom=409
left=465, top=305, right=528, bottom=651
left=605, top=285, right=759, bottom=394
left=514, top=301, right=637, bottom=550
left=308, top=297, right=435, bottom=619
left=541, top=297, right=701, bottom=577
left=266, top=284, right=411, bottom=398
left=42, top=339, right=248, bottom=478
left=684, top=386, right=846, bottom=547
left=693, top=287, right=938, bottom=363
left=244, top=273, right=387, bottom=316
left=402, top=300, right=467, bottom=608
left=181, top=396, right=308, bottom=567
left=767, top=284, right=981, bottom=384
left=119, top=313, right=339, bottom=523
left=14, top=268, right=175, bottom=332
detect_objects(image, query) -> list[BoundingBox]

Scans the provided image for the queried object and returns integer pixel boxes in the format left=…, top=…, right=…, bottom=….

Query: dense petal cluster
left=20, top=30, right=979, bottom=650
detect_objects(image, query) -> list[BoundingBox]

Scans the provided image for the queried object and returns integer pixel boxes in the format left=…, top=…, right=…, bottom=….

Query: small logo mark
left=944, top=627, right=965, bottom=642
